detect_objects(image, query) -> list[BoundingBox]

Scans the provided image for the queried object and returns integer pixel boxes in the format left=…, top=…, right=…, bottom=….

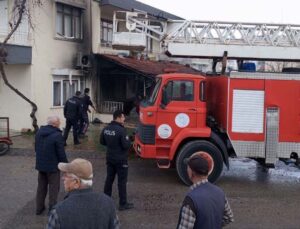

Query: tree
left=0, top=0, right=42, bottom=132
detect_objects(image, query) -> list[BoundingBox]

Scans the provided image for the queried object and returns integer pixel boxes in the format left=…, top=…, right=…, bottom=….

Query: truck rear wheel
left=176, top=140, right=224, bottom=185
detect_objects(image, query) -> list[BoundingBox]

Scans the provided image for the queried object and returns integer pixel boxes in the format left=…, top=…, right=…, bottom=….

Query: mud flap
left=265, top=107, right=279, bottom=167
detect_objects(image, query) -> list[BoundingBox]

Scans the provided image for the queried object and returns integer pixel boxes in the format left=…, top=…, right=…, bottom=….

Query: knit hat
left=58, top=158, right=93, bottom=180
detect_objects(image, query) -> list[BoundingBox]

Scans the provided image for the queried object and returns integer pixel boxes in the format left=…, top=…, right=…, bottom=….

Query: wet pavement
left=1, top=124, right=300, bottom=229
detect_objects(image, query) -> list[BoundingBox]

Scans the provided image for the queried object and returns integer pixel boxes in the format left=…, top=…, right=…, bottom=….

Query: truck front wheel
left=176, top=140, right=224, bottom=185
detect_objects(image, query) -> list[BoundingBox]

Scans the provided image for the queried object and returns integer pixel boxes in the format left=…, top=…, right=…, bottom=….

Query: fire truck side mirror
left=161, top=87, right=169, bottom=109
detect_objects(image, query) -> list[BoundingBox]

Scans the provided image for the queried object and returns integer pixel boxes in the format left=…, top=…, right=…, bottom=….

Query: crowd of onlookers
left=34, top=89, right=234, bottom=228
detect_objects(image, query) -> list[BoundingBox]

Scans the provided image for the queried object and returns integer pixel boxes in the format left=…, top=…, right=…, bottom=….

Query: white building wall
left=31, top=1, right=88, bottom=127
left=0, top=65, right=32, bottom=130
left=0, top=0, right=91, bottom=131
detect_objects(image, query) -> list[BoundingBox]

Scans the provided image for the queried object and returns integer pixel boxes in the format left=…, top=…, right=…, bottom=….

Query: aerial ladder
left=112, top=11, right=300, bottom=68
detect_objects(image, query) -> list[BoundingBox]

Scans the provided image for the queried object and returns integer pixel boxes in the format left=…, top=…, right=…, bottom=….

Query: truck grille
left=137, top=123, right=155, bottom=144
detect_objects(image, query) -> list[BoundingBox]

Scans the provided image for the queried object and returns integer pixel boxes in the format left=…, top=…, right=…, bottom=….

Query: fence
left=100, top=101, right=124, bottom=114
left=0, top=117, right=9, bottom=138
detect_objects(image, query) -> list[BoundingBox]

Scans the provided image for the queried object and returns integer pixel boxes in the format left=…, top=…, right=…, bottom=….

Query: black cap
left=184, top=155, right=209, bottom=175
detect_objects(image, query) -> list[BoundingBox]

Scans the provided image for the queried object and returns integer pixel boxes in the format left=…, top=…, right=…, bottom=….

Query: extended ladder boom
left=112, top=11, right=300, bottom=61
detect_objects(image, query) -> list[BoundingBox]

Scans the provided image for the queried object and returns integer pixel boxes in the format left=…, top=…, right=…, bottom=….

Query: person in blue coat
left=35, top=116, right=68, bottom=215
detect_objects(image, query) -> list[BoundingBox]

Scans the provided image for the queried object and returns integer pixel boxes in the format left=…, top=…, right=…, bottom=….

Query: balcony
left=0, top=26, right=32, bottom=64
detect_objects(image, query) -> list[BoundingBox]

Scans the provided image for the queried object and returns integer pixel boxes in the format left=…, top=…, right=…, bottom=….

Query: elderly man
left=177, top=153, right=234, bottom=229
left=35, top=116, right=68, bottom=215
left=47, top=158, right=119, bottom=229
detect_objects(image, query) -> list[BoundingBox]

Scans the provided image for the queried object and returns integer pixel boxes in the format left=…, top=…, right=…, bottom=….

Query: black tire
left=0, top=142, right=10, bottom=156
left=176, top=140, right=224, bottom=185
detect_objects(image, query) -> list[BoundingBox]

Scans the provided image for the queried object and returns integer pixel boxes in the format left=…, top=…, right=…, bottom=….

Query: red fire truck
left=134, top=70, right=300, bottom=184
left=112, top=12, right=300, bottom=184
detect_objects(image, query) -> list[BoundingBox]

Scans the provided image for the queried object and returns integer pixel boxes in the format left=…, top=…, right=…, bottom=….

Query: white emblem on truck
left=175, top=113, right=190, bottom=128
left=157, top=124, right=172, bottom=139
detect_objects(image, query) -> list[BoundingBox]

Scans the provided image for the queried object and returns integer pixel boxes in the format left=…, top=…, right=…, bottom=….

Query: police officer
left=63, top=91, right=82, bottom=145
left=79, top=88, right=95, bottom=137
left=100, top=110, right=134, bottom=211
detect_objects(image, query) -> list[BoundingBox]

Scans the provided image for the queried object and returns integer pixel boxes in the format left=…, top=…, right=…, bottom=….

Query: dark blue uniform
left=63, top=95, right=82, bottom=144
left=100, top=121, right=131, bottom=206
left=79, top=94, right=94, bottom=135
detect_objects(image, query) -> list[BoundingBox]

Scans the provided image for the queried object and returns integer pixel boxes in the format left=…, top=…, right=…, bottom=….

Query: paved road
left=1, top=149, right=300, bottom=229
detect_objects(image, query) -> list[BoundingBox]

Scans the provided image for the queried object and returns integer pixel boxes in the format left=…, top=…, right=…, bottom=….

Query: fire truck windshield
left=147, top=77, right=161, bottom=105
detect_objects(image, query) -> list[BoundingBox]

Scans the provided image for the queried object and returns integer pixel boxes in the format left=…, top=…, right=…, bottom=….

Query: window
left=101, top=19, right=113, bottom=46
left=56, top=3, right=82, bottom=39
left=165, top=80, right=194, bottom=101
left=200, top=81, right=206, bottom=101
left=0, top=0, right=8, bottom=35
left=53, top=79, right=85, bottom=106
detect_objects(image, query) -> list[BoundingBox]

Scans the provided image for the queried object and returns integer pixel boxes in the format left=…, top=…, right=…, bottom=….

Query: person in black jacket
left=79, top=88, right=95, bottom=137
left=35, top=116, right=68, bottom=215
left=63, top=91, right=82, bottom=145
left=100, top=110, right=134, bottom=211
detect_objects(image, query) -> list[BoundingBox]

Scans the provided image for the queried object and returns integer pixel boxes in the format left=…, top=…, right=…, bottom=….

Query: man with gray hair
left=47, top=158, right=119, bottom=229
left=35, top=116, right=68, bottom=215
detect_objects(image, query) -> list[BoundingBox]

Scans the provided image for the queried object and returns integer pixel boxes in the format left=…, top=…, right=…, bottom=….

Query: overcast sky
left=138, top=0, right=300, bottom=24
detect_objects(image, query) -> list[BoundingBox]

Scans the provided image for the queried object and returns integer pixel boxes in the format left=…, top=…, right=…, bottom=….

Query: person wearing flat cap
left=177, top=153, right=234, bottom=229
left=47, top=158, right=119, bottom=229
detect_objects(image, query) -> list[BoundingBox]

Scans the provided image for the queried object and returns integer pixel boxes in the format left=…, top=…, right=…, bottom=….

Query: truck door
left=156, top=80, right=197, bottom=141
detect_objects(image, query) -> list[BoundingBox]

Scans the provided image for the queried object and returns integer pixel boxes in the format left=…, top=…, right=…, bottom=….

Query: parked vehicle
left=0, top=117, right=13, bottom=156
left=134, top=71, right=300, bottom=184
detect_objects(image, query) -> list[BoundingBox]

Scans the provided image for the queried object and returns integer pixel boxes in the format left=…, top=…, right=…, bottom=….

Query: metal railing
left=0, top=117, right=10, bottom=138
left=100, top=101, right=124, bottom=114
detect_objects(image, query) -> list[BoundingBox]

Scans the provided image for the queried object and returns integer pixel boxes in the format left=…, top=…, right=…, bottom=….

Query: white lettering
left=104, top=130, right=116, bottom=136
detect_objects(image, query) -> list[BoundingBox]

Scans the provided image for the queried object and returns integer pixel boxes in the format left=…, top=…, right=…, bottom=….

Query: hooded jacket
left=35, top=125, right=68, bottom=172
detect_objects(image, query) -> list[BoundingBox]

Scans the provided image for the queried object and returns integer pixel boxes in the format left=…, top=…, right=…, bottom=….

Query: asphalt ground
left=1, top=147, right=300, bottom=229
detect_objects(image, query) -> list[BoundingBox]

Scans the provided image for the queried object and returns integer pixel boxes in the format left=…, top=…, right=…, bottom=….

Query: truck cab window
left=200, top=81, right=206, bottom=101
left=148, top=78, right=162, bottom=105
left=165, top=80, right=194, bottom=101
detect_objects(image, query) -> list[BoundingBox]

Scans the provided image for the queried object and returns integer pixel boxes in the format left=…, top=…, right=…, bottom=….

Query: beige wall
left=31, top=1, right=80, bottom=127
left=0, top=65, right=32, bottom=130
left=0, top=0, right=96, bottom=131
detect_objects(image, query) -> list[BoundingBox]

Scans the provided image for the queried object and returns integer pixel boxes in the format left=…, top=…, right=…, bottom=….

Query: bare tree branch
left=0, top=0, right=41, bottom=132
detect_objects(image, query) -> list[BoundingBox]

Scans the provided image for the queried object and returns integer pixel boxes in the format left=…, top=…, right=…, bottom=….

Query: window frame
left=52, top=77, right=85, bottom=107
left=165, top=80, right=194, bottom=102
left=56, top=2, right=83, bottom=40
left=101, top=19, right=113, bottom=47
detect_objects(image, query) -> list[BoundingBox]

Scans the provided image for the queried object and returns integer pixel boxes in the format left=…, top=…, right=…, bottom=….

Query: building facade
left=0, top=0, right=183, bottom=131
left=0, top=0, right=99, bottom=130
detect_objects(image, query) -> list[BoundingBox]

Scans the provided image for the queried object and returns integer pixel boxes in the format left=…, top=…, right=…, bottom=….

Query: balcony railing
left=100, top=101, right=124, bottom=114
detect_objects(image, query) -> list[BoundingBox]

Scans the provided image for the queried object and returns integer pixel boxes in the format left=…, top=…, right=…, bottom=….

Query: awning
left=99, top=54, right=200, bottom=77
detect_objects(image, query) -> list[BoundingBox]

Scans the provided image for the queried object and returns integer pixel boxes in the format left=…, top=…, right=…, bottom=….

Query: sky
left=138, top=0, right=300, bottom=24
